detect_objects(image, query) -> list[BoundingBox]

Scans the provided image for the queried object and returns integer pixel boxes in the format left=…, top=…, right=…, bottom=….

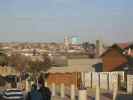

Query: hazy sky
left=0, top=0, right=133, bottom=43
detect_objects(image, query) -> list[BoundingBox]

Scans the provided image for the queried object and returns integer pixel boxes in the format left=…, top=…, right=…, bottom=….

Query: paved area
left=87, top=88, right=112, bottom=100
left=1, top=86, right=133, bottom=100
left=52, top=96, right=69, bottom=100
left=51, top=88, right=112, bottom=100
left=51, top=94, right=133, bottom=100
left=52, top=96, right=62, bottom=100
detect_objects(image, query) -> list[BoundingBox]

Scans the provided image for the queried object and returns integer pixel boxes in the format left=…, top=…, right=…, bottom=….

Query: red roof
left=117, top=43, right=129, bottom=49
left=101, top=42, right=133, bottom=57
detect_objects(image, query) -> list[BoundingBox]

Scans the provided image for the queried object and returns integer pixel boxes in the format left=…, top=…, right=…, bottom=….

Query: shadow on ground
left=102, top=92, right=112, bottom=99
left=102, top=92, right=133, bottom=100
left=116, top=94, right=133, bottom=100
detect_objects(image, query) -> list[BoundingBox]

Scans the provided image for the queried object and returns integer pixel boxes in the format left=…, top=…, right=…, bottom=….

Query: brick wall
left=102, top=48, right=127, bottom=71
left=47, top=72, right=80, bottom=88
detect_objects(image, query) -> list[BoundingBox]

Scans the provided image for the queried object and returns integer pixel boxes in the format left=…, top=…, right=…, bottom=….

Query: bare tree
left=27, top=53, right=52, bottom=80
left=8, top=53, right=29, bottom=72
left=0, top=49, right=8, bottom=66
left=28, top=53, right=52, bottom=73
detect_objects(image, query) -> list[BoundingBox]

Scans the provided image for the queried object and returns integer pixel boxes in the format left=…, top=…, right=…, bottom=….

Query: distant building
left=64, top=36, right=70, bottom=50
left=71, top=36, right=81, bottom=45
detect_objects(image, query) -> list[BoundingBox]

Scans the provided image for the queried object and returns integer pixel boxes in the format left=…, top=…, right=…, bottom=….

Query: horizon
left=0, top=0, right=133, bottom=43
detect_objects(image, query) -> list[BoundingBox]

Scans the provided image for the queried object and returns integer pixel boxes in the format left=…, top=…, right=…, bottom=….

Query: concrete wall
left=109, top=72, right=118, bottom=90
left=100, top=72, right=109, bottom=90
left=127, top=75, right=133, bottom=94
left=92, top=72, right=99, bottom=88
left=84, top=71, right=125, bottom=90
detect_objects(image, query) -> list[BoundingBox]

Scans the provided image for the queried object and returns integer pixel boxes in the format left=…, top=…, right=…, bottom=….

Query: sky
left=0, top=0, right=133, bottom=43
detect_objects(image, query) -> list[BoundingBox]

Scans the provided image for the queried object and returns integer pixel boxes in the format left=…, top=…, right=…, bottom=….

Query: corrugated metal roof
left=47, top=59, right=102, bottom=73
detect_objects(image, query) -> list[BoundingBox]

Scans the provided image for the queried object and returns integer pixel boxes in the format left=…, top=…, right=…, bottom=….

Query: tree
left=27, top=53, right=52, bottom=81
left=42, top=53, right=52, bottom=71
left=87, top=44, right=96, bottom=58
left=28, top=53, right=52, bottom=73
left=28, top=60, right=42, bottom=73
left=82, top=42, right=96, bottom=58
left=0, top=49, right=8, bottom=66
left=8, top=53, right=29, bottom=72
left=82, top=42, right=90, bottom=51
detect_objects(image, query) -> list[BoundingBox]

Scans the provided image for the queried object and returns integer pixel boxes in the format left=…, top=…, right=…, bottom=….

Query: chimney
left=128, top=48, right=131, bottom=55
left=96, top=40, right=104, bottom=57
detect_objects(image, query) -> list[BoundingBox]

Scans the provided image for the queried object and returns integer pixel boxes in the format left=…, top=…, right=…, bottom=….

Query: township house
left=46, top=58, right=101, bottom=88
left=101, top=43, right=133, bottom=73
left=46, top=43, right=133, bottom=88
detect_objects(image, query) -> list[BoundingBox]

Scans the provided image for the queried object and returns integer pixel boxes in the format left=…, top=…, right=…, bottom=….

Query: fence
left=84, top=71, right=125, bottom=91
left=127, top=75, right=133, bottom=94
left=24, top=73, right=133, bottom=100
left=84, top=71, right=133, bottom=94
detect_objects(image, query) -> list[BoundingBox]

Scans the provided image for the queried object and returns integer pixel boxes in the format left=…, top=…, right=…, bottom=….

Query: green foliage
left=82, top=42, right=89, bottom=50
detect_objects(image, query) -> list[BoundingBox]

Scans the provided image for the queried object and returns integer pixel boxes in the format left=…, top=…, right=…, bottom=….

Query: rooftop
left=47, top=58, right=102, bottom=73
